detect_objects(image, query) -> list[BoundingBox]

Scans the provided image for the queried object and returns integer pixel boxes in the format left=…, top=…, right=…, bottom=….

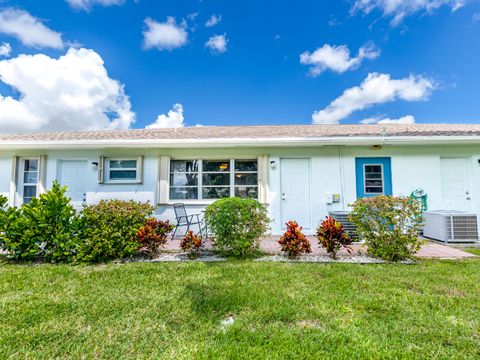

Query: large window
left=170, top=159, right=258, bottom=201
left=19, top=158, right=39, bottom=204
left=105, top=158, right=141, bottom=183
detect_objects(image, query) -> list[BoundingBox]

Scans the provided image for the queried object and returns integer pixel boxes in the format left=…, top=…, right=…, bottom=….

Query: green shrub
left=77, top=200, right=154, bottom=263
left=278, top=220, right=311, bottom=259
left=137, top=218, right=174, bottom=258
left=205, top=197, right=269, bottom=258
left=0, top=181, right=79, bottom=262
left=180, top=230, right=203, bottom=259
left=316, top=216, right=352, bottom=259
left=349, top=195, right=423, bottom=261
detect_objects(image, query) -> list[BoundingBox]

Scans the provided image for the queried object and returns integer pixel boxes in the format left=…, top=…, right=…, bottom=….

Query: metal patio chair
left=171, top=203, right=207, bottom=239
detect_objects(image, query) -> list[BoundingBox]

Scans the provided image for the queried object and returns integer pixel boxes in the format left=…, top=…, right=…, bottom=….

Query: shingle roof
left=1, top=123, right=480, bottom=142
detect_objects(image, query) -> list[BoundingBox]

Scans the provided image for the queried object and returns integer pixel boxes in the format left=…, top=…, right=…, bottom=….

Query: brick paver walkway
left=166, top=235, right=476, bottom=259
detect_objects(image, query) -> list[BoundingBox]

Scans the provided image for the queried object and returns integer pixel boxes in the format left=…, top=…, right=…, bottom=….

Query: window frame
left=169, top=158, right=258, bottom=203
left=18, top=156, right=40, bottom=204
left=363, top=163, right=384, bottom=195
left=104, top=157, right=141, bottom=184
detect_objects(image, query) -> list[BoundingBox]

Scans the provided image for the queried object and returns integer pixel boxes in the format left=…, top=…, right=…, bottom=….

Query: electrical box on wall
left=325, top=193, right=341, bottom=204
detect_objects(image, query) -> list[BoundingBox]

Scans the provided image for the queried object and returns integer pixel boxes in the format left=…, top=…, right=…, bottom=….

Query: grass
left=1, top=259, right=480, bottom=359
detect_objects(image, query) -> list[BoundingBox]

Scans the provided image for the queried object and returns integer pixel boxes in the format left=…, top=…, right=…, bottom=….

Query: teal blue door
left=355, top=157, right=392, bottom=198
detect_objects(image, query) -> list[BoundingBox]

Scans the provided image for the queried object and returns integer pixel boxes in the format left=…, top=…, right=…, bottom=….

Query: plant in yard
left=137, top=218, right=174, bottom=258
left=278, top=220, right=311, bottom=259
left=349, top=195, right=423, bottom=262
left=76, top=200, right=154, bottom=263
left=0, top=181, right=79, bottom=262
left=205, top=197, right=269, bottom=258
left=180, top=230, right=203, bottom=259
left=316, top=216, right=352, bottom=259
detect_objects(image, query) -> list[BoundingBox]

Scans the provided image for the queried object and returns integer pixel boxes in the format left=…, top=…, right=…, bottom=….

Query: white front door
left=440, top=158, right=471, bottom=210
left=280, top=158, right=311, bottom=229
left=60, top=160, right=87, bottom=210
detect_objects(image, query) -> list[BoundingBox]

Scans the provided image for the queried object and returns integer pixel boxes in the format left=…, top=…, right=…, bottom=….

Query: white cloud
left=351, top=0, right=465, bottom=26
left=143, top=17, right=188, bottom=51
left=205, top=14, right=222, bottom=27
left=66, top=0, right=125, bottom=10
left=0, top=48, right=134, bottom=133
left=146, top=103, right=184, bottom=128
left=0, top=43, right=11, bottom=57
left=473, top=12, right=480, bottom=22
left=361, top=115, right=416, bottom=124
left=300, top=42, right=380, bottom=76
left=0, top=8, right=63, bottom=49
left=312, top=73, right=435, bottom=124
left=205, top=34, right=228, bottom=54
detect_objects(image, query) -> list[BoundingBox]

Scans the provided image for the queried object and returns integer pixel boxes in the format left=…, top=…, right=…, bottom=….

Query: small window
left=20, top=158, right=39, bottom=204
left=105, top=158, right=141, bottom=183
left=364, top=164, right=384, bottom=194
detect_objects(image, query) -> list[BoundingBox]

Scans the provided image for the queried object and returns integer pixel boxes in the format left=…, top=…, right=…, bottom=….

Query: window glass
left=170, top=187, right=198, bottom=200
left=109, top=160, right=137, bottom=169
left=107, top=159, right=137, bottom=181
left=170, top=173, right=198, bottom=187
left=202, top=160, right=230, bottom=172
left=21, top=159, right=39, bottom=204
left=202, top=187, right=230, bottom=199
left=171, top=160, right=198, bottom=173
left=235, top=186, right=258, bottom=199
left=235, top=160, right=257, bottom=172
left=234, top=173, right=258, bottom=186
left=202, top=173, right=230, bottom=186
left=364, top=165, right=383, bottom=194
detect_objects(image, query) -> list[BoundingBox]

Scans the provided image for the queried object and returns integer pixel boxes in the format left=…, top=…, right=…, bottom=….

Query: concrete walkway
left=167, top=235, right=476, bottom=259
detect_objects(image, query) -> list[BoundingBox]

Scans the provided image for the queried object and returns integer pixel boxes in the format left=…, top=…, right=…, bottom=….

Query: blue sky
left=0, top=0, right=479, bottom=132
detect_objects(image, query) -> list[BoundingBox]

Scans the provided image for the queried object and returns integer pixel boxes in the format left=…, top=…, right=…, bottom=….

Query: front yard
left=1, top=259, right=480, bottom=359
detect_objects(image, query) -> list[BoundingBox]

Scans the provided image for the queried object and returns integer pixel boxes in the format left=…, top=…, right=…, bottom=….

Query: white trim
left=3, top=135, right=480, bottom=149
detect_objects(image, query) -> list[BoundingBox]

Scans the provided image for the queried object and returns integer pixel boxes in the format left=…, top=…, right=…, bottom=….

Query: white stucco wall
left=1, top=144, right=480, bottom=235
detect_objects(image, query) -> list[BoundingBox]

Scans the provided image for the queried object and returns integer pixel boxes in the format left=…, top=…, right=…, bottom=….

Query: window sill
left=103, top=181, right=143, bottom=185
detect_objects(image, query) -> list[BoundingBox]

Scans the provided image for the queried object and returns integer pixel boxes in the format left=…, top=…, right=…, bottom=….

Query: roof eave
left=1, top=135, right=480, bottom=150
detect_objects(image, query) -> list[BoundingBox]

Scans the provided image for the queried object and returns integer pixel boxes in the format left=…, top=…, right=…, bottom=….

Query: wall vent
left=328, top=211, right=358, bottom=240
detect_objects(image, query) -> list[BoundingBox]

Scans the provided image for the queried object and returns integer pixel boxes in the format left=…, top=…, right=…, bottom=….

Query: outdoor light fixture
left=92, top=161, right=99, bottom=169
left=270, top=160, right=276, bottom=169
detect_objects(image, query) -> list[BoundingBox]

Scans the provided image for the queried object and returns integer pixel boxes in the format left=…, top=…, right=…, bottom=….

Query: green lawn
left=1, top=259, right=480, bottom=359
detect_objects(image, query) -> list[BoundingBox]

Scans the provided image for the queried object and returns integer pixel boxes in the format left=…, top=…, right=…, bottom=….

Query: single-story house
left=1, top=123, right=480, bottom=237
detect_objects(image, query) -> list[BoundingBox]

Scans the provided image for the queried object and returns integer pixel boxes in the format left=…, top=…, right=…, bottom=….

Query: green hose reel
left=410, top=188, right=428, bottom=212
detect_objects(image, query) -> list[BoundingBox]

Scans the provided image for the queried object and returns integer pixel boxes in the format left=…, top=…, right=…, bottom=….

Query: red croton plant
left=137, top=218, right=174, bottom=258
left=181, top=230, right=203, bottom=259
left=316, top=216, right=352, bottom=259
left=278, top=221, right=312, bottom=259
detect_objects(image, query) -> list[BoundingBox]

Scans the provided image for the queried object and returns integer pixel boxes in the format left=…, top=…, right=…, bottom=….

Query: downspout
left=337, top=146, right=347, bottom=211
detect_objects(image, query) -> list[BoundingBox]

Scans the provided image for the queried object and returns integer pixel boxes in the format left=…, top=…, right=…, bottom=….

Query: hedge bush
left=278, top=220, right=311, bottom=259
left=137, top=218, right=174, bottom=258
left=205, top=197, right=269, bottom=257
left=77, top=200, right=154, bottom=263
left=0, top=182, right=79, bottom=262
left=316, top=216, right=352, bottom=259
left=349, top=195, right=423, bottom=261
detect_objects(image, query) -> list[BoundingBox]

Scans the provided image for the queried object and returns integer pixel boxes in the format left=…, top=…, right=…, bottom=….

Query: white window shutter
left=38, top=155, right=48, bottom=194
left=258, top=155, right=269, bottom=204
left=137, top=156, right=144, bottom=184
left=158, top=156, right=170, bottom=204
left=98, top=156, right=105, bottom=184
left=9, top=156, right=18, bottom=207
